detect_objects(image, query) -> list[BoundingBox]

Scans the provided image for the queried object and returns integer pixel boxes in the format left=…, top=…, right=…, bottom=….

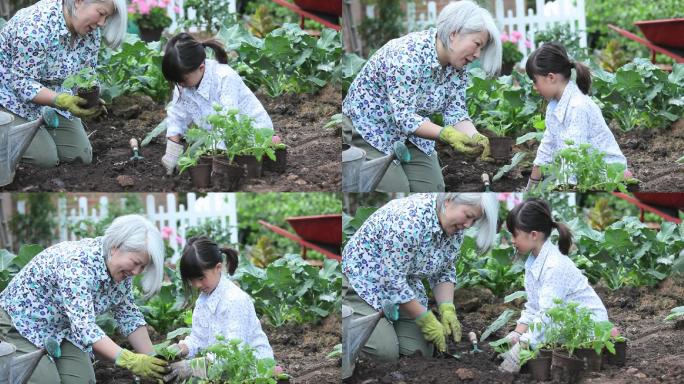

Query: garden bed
left=94, top=314, right=341, bottom=384
left=3, top=87, right=341, bottom=192
left=347, top=274, right=684, bottom=383
left=439, top=119, right=684, bottom=192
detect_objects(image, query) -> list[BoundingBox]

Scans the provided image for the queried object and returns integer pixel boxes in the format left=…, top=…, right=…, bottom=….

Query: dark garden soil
left=347, top=274, right=684, bottom=384
left=439, top=119, right=684, bottom=192
left=2, top=87, right=341, bottom=192
left=94, top=314, right=341, bottom=384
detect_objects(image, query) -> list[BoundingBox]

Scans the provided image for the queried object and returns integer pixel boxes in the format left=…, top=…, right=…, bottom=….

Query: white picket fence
left=16, top=193, right=238, bottom=261
left=404, top=0, right=586, bottom=63
left=166, top=0, right=237, bottom=32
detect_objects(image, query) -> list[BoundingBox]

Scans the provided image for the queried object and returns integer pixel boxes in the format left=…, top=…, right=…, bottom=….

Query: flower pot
left=211, top=157, right=245, bottom=190
left=199, top=155, right=213, bottom=165
left=602, top=341, right=627, bottom=367
left=263, top=148, right=288, bottom=174
left=489, top=136, right=514, bottom=161
left=139, top=26, right=163, bottom=42
left=526, top=356, right=551, bottom=381
left=234, top=155, right=262, bottom=178
left=76, top=86, right=100, bottom=109
left=188, top=163, right=211, bottom=189
left=574, top=348, right=602, bottom=371
left=539, top=348, right=552, bottom=358
left=551, top=351, right=586, bottom=384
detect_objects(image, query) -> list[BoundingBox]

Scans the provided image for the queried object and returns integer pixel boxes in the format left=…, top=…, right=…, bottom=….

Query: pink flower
left=173, top=6, right=181, bottom=13
left=274, top=365, right=283, bottom=375
left=525, top=40, right=533, bottom=49
left=138, top=3, right=151, bottom=15
left=161, top=226, right=173, bottom=240
left=497, top=192, right=510, bottom=202
left=272, top=135, right=282, bottom=145
left=500, top=33, right=509, bottom=43
left=610, top=327, right=620, bottom=338
left=175, top=235, right=184, bottom=246
left=511, top=30, right=523, bottom=40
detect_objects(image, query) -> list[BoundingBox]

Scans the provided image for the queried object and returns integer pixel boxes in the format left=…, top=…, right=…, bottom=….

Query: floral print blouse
left=0, top=0, right=101, bottom=120
left=342, top=194, right=465, bottom=310
left=342, top=28, right=471, bottom=156
left=0, top=237, right=146, bottom=354
left=180, top=276, right=273, bottom=359
left=165, top=59, right=273, bottom=138
left=534, top=81, right=627, bottom=167
left=518, top=239, right=608, bottom=326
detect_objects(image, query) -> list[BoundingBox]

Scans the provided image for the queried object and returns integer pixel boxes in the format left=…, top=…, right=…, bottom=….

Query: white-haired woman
left=342, top=0, right=502, bottom=192
left=342, top=193, right=499, bottom=360
left=0, top=215, right=169, bottom=383
left=0, top=0, right=126, bottom=168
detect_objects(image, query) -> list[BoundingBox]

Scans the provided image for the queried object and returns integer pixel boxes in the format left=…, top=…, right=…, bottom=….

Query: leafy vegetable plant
left=63, top=68, right=98, bottom=91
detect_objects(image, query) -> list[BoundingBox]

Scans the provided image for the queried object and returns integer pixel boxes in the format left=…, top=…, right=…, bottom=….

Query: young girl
left=499, top=198, right=608, bottom=372
left=525, top=42, right=629, bottom=190
left=160, top=33, right=274, bottom=175
left=170, top=236, right=274, bottom=360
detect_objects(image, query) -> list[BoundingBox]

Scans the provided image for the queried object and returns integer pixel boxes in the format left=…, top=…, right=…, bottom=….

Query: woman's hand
left=438, top=126, right=484, bottom=156
left=414, top=310, right=447, bottom=352
left=53, top=93, right=103, bottom=119
left=471, top=133, right=493, bottom=161
left=115, top=349, right=170, bottom=379
left=438, top=303, right=462, bottom=343
left=167, top=343, right=188, bottom=358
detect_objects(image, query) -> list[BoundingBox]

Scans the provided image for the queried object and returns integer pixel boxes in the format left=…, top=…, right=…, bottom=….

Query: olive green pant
left=343, top=277, right=433, bottom=361
left=1, top=106, right=92, bottom=168
left=341, top=115, right=445, bottom=192
left=0, top=308, right=95, bottom=384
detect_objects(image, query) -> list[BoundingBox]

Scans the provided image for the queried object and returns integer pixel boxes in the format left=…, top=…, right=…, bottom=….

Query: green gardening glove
left=53, top=93, right=102, bottom=119
left=471, top=133, right=493, bottom=162
left=438, top=126, right=484, bottom=156
left=415, top=310, right=446, bottom=353
left=438, top=302, right=462, bottom=343
left=115, top=349, right=170, bottom=379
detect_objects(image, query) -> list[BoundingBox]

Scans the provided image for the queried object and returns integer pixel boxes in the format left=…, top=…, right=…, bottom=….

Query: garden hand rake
left=129, top=138, right=144, bottom=162
left=468, top=332, right=483, bottom=354
left=342, top=300, right=399, bottom=379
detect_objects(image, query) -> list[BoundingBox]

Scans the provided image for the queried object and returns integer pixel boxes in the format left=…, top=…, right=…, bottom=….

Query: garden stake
left=129, top=138, right=144, bottom=162
left=468, top=332, right=482, bottom=354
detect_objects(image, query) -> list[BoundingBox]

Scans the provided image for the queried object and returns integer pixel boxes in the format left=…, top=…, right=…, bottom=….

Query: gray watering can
left=342, top=301, right=399, bottom=379
left=342, top=142, right=410, bottom=192
left=0, top=338, right=61, bottom=384
left=0, top=110, right=48, bottom=187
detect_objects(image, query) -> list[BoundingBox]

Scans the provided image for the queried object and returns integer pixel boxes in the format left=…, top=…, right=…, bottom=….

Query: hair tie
left=568, top=61, right=575, bottom=68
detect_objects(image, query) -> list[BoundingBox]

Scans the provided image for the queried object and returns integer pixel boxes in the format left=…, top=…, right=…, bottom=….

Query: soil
left=346, top=274, right=684, bottom=383
left=438, top=119, right=684, bottom=192
left=2, top=87, right=341, bottom=192
left=94, top=314, right=341, bottom=384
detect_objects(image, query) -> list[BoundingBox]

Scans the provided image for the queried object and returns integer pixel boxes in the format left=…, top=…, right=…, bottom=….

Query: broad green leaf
left=493, top=152, right=526, bottom=181
left=14, top=244, right=43, bottom=268
left=481, top=309, right=515, bottom=341
left=166, top=327, right=192, bottom=340
left=141, top=121, right=167, bottom=147
left=0, top=249, right=16, bottom=270
left=504, top=290, right=527, bottom=303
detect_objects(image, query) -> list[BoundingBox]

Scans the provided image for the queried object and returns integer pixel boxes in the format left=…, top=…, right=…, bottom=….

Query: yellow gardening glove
left=438, top=126, right=483, bottom=156
left=471, top=133, right=493, bottom=162
left=438, top=302, right=462, bottom=343
left=415, top=310, right=446, bottom=353
left=53, top=93, right=102, bottom=119
left=115, top=349, right=170, bottom=379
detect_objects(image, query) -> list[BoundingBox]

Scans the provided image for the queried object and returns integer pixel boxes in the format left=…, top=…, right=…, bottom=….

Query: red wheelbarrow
left=612, top=192, right=684, bottom=224
left=258, top=214, right=342, bottom=262
left=271, top=0, right=342, bottom=31
left=608, top=18, right=684, bottom=66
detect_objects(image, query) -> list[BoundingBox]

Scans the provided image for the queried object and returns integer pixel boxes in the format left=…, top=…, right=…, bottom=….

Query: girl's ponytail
left=573, top=61, right=592, bottom=95
left=220, top=247, right=239, bottom=275
left=201, top=39, right=229, bottom=65
left=554, top=221, right=573, bottom=255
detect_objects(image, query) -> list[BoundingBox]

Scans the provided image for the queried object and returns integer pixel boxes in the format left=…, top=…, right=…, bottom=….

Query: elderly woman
left=342, top=0, right=502, bottom=192
left=342, top=193, right=498, bottom=361
left=0, top=0, right=125, bottom=168
left=0, top=214, right=169, bottom=383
